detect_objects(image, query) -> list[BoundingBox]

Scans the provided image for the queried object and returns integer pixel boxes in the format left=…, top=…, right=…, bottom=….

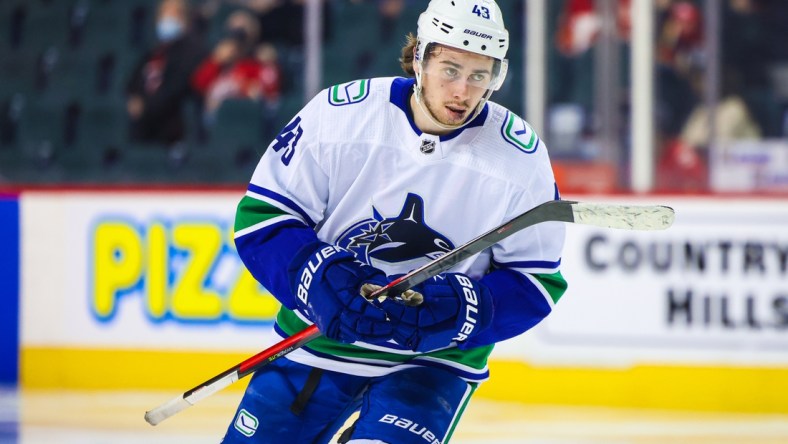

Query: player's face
left=419, top=46, right=496, bottom=126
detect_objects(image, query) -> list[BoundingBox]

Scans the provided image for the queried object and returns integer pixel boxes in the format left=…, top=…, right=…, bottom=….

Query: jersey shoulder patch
left=499, top=110, right=540, bottom=154
left=327, top=79, right=371, bottom=106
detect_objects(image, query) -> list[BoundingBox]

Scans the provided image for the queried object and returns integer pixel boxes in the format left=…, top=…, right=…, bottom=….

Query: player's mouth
left=445, top=104, right=467, bottom=120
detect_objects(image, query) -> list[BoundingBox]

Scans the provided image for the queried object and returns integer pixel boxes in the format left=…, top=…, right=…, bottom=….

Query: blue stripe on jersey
left=389, top=78, right=422, bottom=136
left=235, top=222, right=318, bottom=310
left=0, top=197, right=19, bottom=384
left=492, top=258, right=561, bottom=271
left=469, top=268, right=552, bottom=348
left=247, top=183, right=317, bottom=228
left=388, top=77, right=488, bottom=142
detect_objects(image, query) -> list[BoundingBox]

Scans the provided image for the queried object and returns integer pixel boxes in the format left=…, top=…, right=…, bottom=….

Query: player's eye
left=443, top=67, right=459, bottom=78
left=469, top=73, right=489, bottom=84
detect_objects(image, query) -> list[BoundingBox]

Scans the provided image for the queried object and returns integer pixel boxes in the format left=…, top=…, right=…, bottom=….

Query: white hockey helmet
left=417, top=0, right=509, bottom=81
left=413, top=0, right=510, bottom=129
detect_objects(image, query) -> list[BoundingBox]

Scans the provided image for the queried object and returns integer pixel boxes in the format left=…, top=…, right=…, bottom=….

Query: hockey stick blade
left=145, top=200, right=673, bottom=425
left=570, top=202, right=674, bottom=231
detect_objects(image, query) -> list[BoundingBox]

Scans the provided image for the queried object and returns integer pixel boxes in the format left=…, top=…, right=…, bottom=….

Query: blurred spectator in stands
left=378, top=0, right=405, bottom=43
left=213, top=0, right=306, bottom=47
left=549, top=0, right=630, bottom=157
left=654, top=1, right=703, bottom=138
left=653, top=1, right=707, bottom=190
left=550, top=0, right=631, bottom=117
left=549, top=0, right=599, bottom=140
left=681, top=69, right=762, bottom=148
left=555, top=0, right=600, bottom=58
left=125, top=0, right=206, bottom=146
left=552, top=0, right=633, bottom=49
left=203, top=0, right=328, bottom=96
left=656, top=1, right=703, bottom=71
left=657, top=65, right=762, bottom=191
left=723, top=0, right=784, bottom=136
left=724, top=0, right=770, bottom=84
left=191, top=10, right=282, bottom=133
left=616, top=0, right=632, bottom=40
left=765, top=1, right=788, bottom=137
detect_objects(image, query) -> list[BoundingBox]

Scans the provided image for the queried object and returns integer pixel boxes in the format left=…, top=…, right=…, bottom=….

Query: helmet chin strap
left=413, top=61, right=488, bottom=132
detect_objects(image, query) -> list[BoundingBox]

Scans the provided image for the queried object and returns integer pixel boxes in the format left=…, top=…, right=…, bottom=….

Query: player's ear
left=412, top=46, right=420, bottom=75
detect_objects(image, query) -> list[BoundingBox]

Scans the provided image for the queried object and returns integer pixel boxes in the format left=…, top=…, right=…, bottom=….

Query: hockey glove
left=287, top=242, right=393, bottom=344
left=382, top=273, right=494, bottom=352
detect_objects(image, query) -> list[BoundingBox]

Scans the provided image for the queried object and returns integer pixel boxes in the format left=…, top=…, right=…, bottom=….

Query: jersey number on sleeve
left=271, top=116, right=304, bottom=166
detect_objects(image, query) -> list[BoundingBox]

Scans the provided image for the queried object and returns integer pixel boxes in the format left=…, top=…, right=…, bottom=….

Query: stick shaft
left=145, top=325, right=322, bottom=425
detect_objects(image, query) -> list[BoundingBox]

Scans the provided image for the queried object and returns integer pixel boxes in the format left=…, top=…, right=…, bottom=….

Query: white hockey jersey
left=234, top=77, right=566, bottom=382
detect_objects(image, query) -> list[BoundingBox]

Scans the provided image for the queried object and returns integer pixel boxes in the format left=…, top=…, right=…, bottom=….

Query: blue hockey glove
left=381, top=273, right=494, bottom=352
left=287, top=242, right=393, bottom=344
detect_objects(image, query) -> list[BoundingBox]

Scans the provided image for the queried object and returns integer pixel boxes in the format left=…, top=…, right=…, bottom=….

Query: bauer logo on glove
left=295, top=244, right=343, bottom=306
left=287, top=242, right=395, bottom=345
left=453, top=274, right=482, bottom=342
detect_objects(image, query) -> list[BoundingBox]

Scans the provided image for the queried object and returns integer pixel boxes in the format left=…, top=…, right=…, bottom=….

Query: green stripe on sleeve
left=276, top=308, right=494, bottom=370
left=234, top=195, right=290, bottom=232
left=533, top=270, right=567, bottom=304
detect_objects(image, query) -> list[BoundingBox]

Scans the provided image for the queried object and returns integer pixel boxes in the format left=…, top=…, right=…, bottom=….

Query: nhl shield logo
left=420, top=139, right=436, bottom=154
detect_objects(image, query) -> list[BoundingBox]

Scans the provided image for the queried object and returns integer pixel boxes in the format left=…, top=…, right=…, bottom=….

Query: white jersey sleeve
left=245, top=91, right=329, bottom=229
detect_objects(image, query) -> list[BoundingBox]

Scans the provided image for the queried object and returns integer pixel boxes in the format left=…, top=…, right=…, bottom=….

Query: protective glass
left=419, top=43, right=507, bottom=91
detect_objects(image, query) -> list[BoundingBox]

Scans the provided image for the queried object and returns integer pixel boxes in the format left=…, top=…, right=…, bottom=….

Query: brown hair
left=399, top=32, right=418, bottom=76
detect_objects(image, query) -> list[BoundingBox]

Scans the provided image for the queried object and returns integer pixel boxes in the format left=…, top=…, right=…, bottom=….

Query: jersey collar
left=389, top=77, right=488, bottom=142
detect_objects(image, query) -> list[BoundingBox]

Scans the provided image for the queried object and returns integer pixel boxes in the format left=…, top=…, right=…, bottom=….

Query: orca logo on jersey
left=336, top=193, right=454, bottom=270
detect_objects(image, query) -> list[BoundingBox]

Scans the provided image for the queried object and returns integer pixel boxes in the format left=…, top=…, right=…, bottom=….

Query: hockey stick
left=144, top=200, right=674, bottom=425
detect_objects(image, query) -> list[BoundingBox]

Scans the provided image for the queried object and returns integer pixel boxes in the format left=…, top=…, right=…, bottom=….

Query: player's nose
left=450, top=79, right=470, bottom=100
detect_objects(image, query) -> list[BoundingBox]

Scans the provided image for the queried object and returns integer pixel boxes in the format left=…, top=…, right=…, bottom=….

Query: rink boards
left=2, top=189, right=787, bottom=413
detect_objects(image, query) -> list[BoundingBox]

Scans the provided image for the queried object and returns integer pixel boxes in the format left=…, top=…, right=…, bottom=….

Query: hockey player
left=225, top=0, right=567, bottom=442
